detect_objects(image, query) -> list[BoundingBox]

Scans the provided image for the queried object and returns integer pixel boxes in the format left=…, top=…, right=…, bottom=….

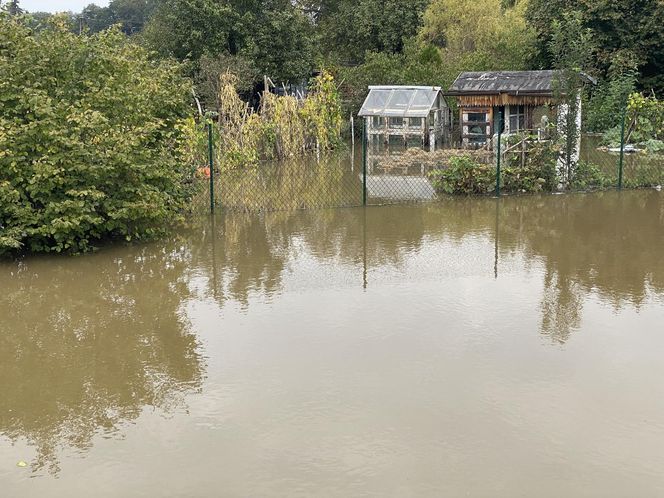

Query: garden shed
left=358, top=86, right=450, bottom=151
left=447, top=70, right=595, bottom=148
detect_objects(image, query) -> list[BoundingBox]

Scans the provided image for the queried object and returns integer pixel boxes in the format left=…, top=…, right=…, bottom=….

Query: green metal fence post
left=208, top=122, right=215, bottom=214
left=362, top=117, right=367, bottom=206
left=618, top=103, right=626, bottom=190
left=495, top=115, right=502, bottom=197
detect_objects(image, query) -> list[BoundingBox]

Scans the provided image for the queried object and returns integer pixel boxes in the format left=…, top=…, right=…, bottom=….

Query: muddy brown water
left=1, top=190, right=664, bottom=497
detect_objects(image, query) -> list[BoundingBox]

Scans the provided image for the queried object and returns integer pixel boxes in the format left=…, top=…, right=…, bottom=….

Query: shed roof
left=358, top=86, right=443, bottom=118
left=447, top=70, right=595, bottom=96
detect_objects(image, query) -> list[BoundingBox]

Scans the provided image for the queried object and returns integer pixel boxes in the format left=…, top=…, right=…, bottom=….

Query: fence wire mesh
left=190, top=115, right=663, bottom=215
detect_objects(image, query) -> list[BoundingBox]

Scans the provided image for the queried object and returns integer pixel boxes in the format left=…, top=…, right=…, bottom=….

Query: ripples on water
left=1, top=190, right=663, bottom=497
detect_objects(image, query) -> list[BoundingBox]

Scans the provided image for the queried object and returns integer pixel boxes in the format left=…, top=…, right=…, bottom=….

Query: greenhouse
left=358, top=86, right=451, bottom=151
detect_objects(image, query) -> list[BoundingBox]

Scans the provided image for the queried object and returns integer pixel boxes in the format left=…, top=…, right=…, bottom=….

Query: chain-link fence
left=190, top=109, right=663, bottom=215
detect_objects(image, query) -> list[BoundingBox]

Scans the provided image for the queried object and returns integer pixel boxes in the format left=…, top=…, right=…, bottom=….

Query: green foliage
left=210, top=71, right=342, bottom=169
left=242, top=2, right=316, bottom=84
left=643, top=140, right=664, bottom=154
left=196, top=53, right=259, bottom=109
left=420, top=0, right=536, bottom=71
left=334, top=40, right=446, bottom=123
left=142, top=0, right=237, bottom=62
left=602, top=93, right=664, bottom=147
left=430, top=156, right=495, bottom=195
left=503, top=139, right=558, bottom=193
left=80, top=0, right=159, bottom=35
left=335, top=0, right=537, bottom=122
left=0, top=15, right=194, bottom=256
left=586, top=71, right=637, bottom=133
left=628, top=93, right=664, bottom=141
left=569, top=161, right=612, bottom=191
left=143, top=0, right=316, bottom=85
left=526, top=0, right=664, bottom=95
left=318, top=0, right=428, bottom=64
left=431, top=140, right=563, bottom=196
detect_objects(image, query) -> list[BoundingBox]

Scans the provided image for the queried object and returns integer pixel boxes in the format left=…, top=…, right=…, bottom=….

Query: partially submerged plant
left=211, top=70, right=343, bottom=170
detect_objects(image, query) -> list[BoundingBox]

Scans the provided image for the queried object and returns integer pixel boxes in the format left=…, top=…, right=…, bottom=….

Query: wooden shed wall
left=457, top=95, right=555, bottom=107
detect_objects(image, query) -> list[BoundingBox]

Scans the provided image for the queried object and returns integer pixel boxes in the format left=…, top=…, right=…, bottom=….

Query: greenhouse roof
left=358, top=86, right=442, bottom=118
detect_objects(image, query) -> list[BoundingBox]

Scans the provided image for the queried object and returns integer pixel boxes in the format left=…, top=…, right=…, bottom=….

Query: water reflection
left=1, top=190, right=662, bottom=479
left=0, top=243, right=204, bottom=474
left=197, top=190, right=664, bottom=343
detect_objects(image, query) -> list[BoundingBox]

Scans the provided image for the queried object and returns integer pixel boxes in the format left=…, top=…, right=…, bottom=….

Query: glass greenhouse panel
left=359, top=86, right=443, bottom=118
left=359, top=89, right=392, bottom=116
left=408, top=89, right=438, bottom=116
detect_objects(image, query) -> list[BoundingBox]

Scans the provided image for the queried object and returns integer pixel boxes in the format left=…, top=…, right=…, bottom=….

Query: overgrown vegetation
left=211, top=71, right=342, bottom=169
left=430, top=156, right=495, bottom=195
left=429, top=137, right=624, bottom=195
left=0, top=14, right=193, bottom=255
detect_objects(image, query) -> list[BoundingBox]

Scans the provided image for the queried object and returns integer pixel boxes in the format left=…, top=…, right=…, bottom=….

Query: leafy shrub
left=602, top=92, right=664, bottom=146
left=643, top=139, right=664, bottom=153
left=601, top=126, right=622, bottom=147
left=0, top=15, right=194, bottom=256
left=502, top=139, right=558, bottom=193
left=430, top=155, right=495, bottom=195
left=569, top=161, right=612, bottom=190
left=585, top=71, right=637, bottom=133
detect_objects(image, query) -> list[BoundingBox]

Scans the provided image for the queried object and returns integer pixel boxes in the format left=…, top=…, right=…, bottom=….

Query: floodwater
left=1, top=190, right=664, bottom=497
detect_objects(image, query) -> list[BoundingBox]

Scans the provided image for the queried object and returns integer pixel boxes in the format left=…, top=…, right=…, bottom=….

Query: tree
left=143, top=0, right=317, bottom=85
left=240, top=1, right=316, bottom=84
left=420, top=0, right=536, bottom=72
left=526, top=0, right=664, bottom=94
left=80, top=3, right=116, bottom=32
left=0, top=14, right=195, bottom=255
left=142, top=0, right=237, bottom=61
left=7, top=0, right=21, bottom=15
left=77, top=0, right=159, bottom=35
left=318, top=0, right=428, bottom=64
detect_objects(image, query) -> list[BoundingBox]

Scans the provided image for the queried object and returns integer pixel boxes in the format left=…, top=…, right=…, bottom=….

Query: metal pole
left=618, top=102, right=626, bottom=190
left=496, top=114, right=502, bottom=196
left=362, top=117, right=367, bottom=206
left=208, top=122, right=215, bottom=214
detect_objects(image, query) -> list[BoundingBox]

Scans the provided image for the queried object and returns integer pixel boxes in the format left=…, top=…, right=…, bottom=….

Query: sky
left=19, top=0, right=109, bottom=13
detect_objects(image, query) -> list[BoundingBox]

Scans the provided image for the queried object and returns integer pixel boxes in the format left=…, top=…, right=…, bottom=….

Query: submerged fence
left=191, top=113, right=664, bottom=215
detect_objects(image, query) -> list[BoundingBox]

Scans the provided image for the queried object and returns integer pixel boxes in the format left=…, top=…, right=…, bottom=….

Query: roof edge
left=368, top=85, right=442, bottom=91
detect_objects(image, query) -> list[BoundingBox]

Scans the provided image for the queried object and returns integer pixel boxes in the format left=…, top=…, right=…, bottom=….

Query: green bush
left=430, top=141, right=564, bottom=196
left=430, top=155, right=495, bottom=195
left=643, top=139, right=664, bottom=153
left=502, top=139, right=558, bottom=193
left=0, top=15, right=194, bottom=256
left=569, top=161, right=612, bottom=190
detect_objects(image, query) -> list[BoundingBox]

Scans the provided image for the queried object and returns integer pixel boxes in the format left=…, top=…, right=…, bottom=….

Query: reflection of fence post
left=362, top=117, right=367, bottom=206
left=208, top=122, right=215, bottom=214
left=495, top=116, right=502, bottom=197
left=618, top=103, right=626, bottom=190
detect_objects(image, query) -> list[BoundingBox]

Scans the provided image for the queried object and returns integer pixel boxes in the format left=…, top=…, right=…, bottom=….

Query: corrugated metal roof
left=358, top=86, right=444, bottom=118
left=448, top=71, right=561, bottom=95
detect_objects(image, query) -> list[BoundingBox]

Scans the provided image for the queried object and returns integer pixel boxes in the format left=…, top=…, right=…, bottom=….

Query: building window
left=467, top=112, right=488, bottom=123
left=463, top=109, right=491, bottom=146
left=509, top=105, right=525, bottom=132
